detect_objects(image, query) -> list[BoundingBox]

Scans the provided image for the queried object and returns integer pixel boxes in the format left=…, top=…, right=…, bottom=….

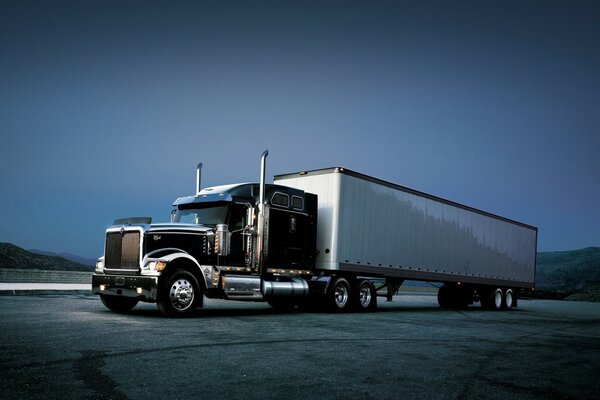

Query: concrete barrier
left=0, top=269, right=93, bottom=284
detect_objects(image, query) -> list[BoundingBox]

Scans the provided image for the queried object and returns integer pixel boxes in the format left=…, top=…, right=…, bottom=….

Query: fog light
left=99, top=284, right=106, bottom=291
left=136, top=287, right=143, bottom=294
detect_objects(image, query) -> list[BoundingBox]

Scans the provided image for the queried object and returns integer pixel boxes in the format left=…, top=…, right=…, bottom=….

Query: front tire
left=100, top=295, right=139, bottom=313
left=157, top=270, right=202, bottom=317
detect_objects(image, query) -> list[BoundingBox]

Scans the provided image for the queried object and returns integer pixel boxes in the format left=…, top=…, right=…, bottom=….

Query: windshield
left=173, top=202, right=230, bottom=225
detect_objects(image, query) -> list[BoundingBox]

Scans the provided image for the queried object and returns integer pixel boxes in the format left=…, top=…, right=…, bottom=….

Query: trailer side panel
left=275, top=168, right=537, bottom=288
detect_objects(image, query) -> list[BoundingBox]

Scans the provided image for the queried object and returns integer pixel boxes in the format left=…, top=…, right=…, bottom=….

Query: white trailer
left=275, top=167, right=537, bottom=309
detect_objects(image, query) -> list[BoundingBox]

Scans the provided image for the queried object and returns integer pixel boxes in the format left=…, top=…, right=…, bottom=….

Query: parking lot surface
left=1, top=293, right=599, bottom=399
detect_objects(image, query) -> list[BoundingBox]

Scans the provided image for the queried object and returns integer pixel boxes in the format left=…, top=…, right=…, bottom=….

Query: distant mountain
left=28, top=249, right=96, bottom=267
left=536, top=247, right=600, bottom=291
left=0, top=243, right=94, bottom=272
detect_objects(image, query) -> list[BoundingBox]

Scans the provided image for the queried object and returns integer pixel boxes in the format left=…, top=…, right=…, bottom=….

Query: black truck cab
left=171, top=183, right=317, bottom=274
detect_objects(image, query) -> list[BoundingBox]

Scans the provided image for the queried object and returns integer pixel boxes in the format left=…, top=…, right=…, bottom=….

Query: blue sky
left=1, top=0, right=599, bottom=258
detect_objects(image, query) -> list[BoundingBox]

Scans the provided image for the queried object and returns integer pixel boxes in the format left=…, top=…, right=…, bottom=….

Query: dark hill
left=536, top=247, right=600, bottom=291
left=0, top=243, right=93, bottom=272
left=28, top=248, right=95, bottom=267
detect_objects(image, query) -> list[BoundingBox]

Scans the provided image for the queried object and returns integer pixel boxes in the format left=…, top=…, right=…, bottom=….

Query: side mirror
left=215, top=224, right=231, bottom=256
left=170, top=209, right=176, bottom=223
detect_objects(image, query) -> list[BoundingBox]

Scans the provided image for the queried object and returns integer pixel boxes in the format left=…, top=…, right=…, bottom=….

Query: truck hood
left=145, top=223, right=214, bottom=234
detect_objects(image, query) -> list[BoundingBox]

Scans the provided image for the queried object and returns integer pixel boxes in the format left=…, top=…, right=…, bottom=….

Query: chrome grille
left=105, top=231, right=141, bottom=272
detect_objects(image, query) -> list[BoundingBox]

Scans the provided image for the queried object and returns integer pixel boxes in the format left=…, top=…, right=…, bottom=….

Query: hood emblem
left=120, top=227, right=125, bottom=236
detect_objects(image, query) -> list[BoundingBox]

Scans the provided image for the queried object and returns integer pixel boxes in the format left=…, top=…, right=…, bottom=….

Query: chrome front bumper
left=92, top=274, right=158, bottom=302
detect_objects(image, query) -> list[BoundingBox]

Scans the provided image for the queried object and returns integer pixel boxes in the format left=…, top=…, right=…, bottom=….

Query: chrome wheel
left=157, top=270, right=202, bottom=317
left=169, top=278, right=195, bottom=311
left=355, top=280, right=377, bottom=311
left=358, top=283, right=372, bottom=308
left=333, top=280, right=350, bottom=309
left=504, top=288, right=514, bottom=309
left=494, top=288, right=503, bottom=310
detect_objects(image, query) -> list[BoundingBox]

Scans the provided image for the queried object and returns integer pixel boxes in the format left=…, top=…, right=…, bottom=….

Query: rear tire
left=503, top=288, right=514, bottom=309
left=354, top=280, right=377, bottom=311
left=480, top=287, right=503, bottom=310
left=328, top=277, right=351, bottom=312
left=437, top=285, right=452, bottom=308
left=493, top=288, right=504, bottom=309
left=100, top=295, right=139, bottom=313
left=157, top=270, right=202, bottom=317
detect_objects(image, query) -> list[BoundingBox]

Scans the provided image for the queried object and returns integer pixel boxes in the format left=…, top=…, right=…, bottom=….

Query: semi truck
left=92, top=151, right=537, bottom=316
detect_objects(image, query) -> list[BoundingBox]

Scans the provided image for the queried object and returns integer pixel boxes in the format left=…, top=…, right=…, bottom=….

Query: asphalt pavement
left=1, top=293, right=599, bottom=400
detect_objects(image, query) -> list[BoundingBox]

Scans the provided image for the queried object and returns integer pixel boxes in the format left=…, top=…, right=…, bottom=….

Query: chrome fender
left=143, top=250, right=213, bottom=290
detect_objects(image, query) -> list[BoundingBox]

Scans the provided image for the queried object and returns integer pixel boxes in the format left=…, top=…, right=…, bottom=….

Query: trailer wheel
left=329, top=277, right=351, bottom=311
left=355, top=280, right=377, bottom=311
left=437, top=285, right=452, bottom=308
left=512, top=291, right=519, bottom=308
left=503, top=288, right=514, bottom=309
left=493, top=288, right=504, bottom=309
left=100, top=295, right=139, bottom=313
left=157, top=270, right=202, bottom=317
left=480, top=287, right=503, bottom=310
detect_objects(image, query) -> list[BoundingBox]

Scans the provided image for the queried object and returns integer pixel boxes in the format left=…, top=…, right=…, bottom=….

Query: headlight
left=145, top=260, right=167, bottom=271
left=95, top=257, right=104, bottom=274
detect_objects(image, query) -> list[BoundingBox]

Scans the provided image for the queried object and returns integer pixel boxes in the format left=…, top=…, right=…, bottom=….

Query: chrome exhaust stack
left=259, top=150, right=268, bottom=205
left=196, top=163, right=203, bottom=195
left=257, top=150, right=269, bottom=272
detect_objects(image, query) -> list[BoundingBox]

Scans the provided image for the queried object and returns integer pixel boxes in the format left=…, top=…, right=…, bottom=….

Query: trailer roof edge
left=274, top=167, right=538, bottom=232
